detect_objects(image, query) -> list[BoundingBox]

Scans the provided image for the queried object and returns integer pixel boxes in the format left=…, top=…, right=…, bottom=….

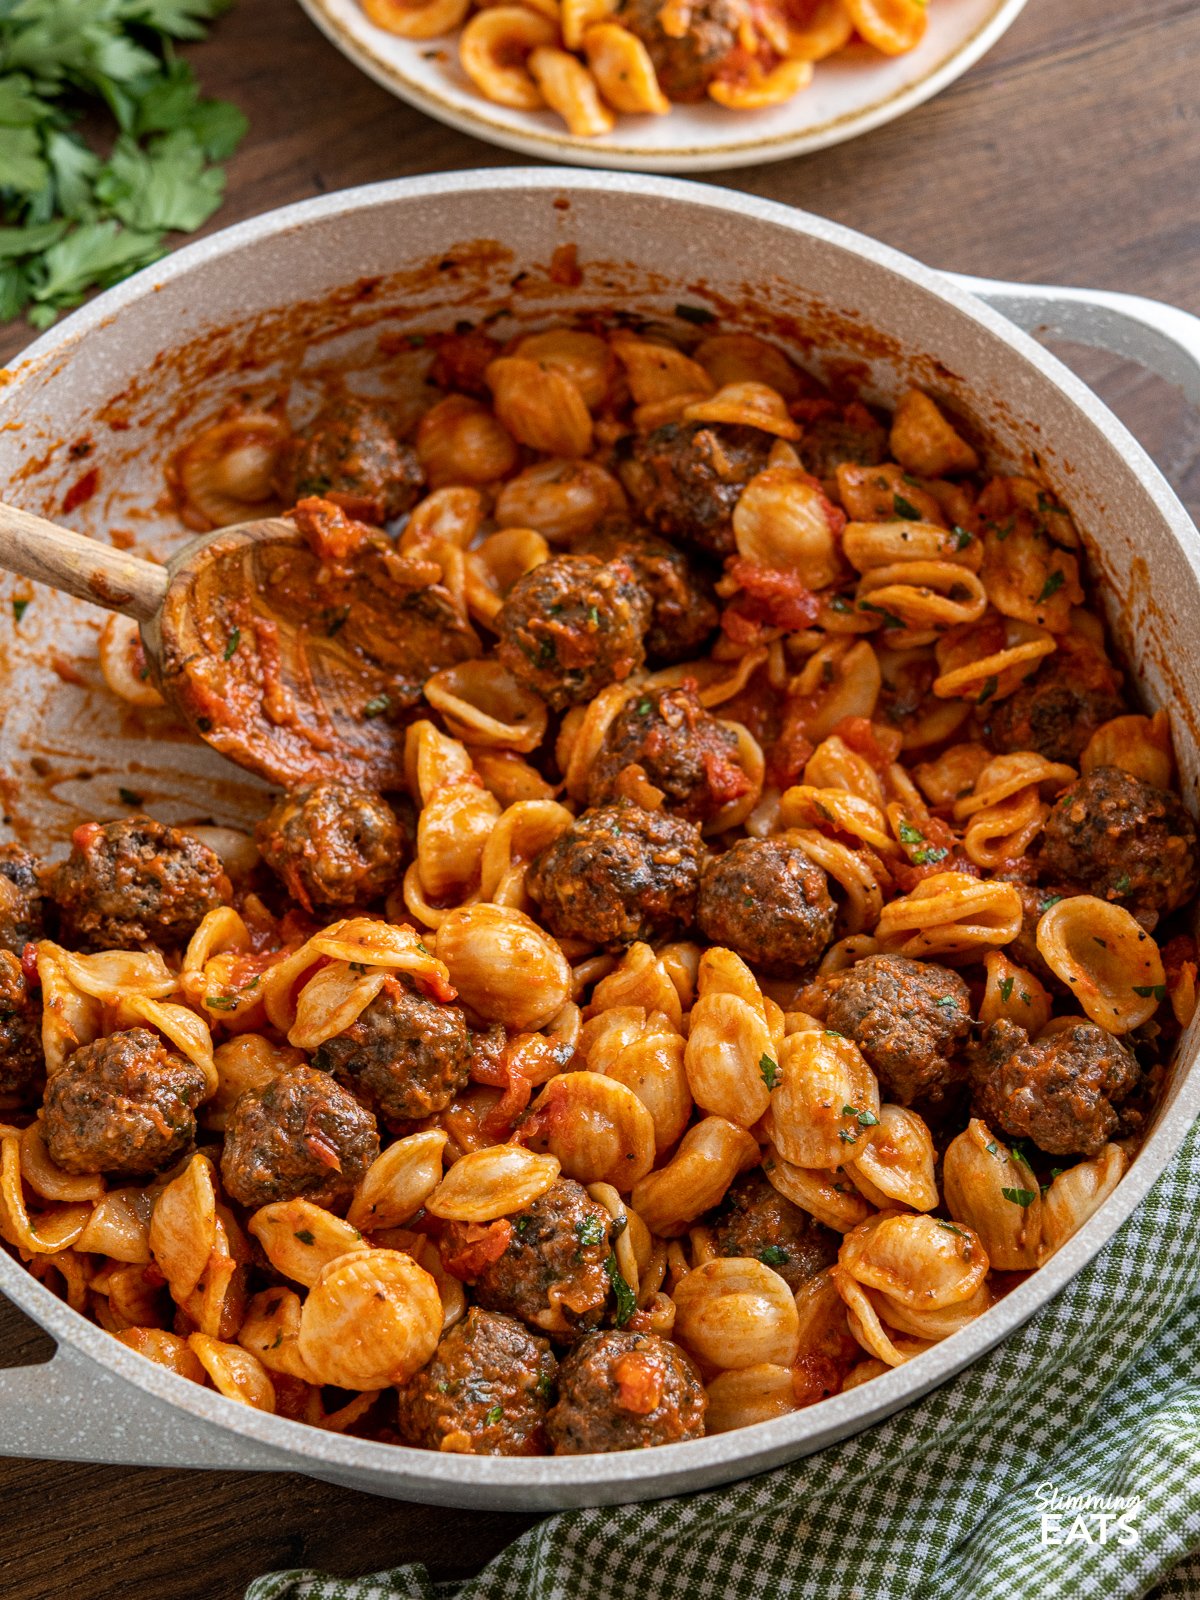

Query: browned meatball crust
left=313, top=974, right=471, bottom=1122
left=44, top=1027, right=209, bottom=1176
left=547, top=1330, right=707, bottom=1454
left=0, top=949, right=42, bottom=1103
left=277, top=397, right=424, bottom=523
left=711, top=1169, right=839, bottom=1291
left=621, top=422, right=773, bottom=558
left=823, top=954, right=972, bottom=1107
left=969, top=1018, right=1140, bottom=1157
left=697, top=836, right=836, bottom=975
left=496, top=554, right=650, bottom=712
left=51, top=818, right=231, bottom=951
left=442, top=1179, right=613, bottom=1342
left=588, top=684, right=749, bottom=824
left=527, top=801, right=701, bottom=950
left=395, top=1308, right=557, bottom=1455
left=0, top=844, right=45, bottom=956
left=618, top=0, right=742, bottom=100
left=798, top=411, right=889, bottom=482
left=1039, top=766, right=1199, bottom=917
left=988, top=640, right=1126, bottom=765
left=255, top=780, right=408, bottom=911
left=574, top=523, right=718, bottom=664
left=220, top=1061, right=378, bottom=1209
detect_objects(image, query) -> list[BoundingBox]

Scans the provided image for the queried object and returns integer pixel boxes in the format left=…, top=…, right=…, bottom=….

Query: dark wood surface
left=1, top=1, right=1198, bottom=1596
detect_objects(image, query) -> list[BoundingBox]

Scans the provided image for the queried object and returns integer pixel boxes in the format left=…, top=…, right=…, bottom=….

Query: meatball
left=969, top=1018, right=1140, bottom=1157
left=574, top=523, right=718, bottom=664
left=395, top=1308, right=557, bottom=1456
left=0, top=844, right=45, bottom=956
left=0, top=949, right=42, bottom=1103
left=697, top=836, right=835, bottom=974
left=588, top=684, right=749, bottom=824
left=51, top=817, right=231, bottom=951
left=276, top=397, right=424, bottom=523
left=255, top=780, right=408, bottom=911
left=547, top=1330, right=706, bottom=1454
left=527, top=801, right=701, bottom=950
left=1039, top=765, right=1199, bottom=917
left=621, top=422, right=772, bottom=558
left=314, top=974, right=471, bottom=1122
left=43, top=1027, right=209, bottom=1176
left=711, top=1169, right=838, bottom=1291
left=988, top=638, right=1126, bottom=764
left=220, top=1061, right=378, bottom=1208
left=823, top=954, right=972, bottom=1107
left=442, top=1178, right=612, bottom=1342
left=618, top=0, right=742, bottom=100
left=496, top=554, right=650, bottom=712
left=797, top=409, right=889, bottom=482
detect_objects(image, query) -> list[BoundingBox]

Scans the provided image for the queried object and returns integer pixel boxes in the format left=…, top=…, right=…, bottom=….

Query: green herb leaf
left=1113, top=873, right=1132, bottom=895
left=952, top=525, right=973, bottom=550
left=976, top=675, right=999, bottom=706
left=604, top=1253, right=637, bottom=1326
left=759, top=1052, right=780, bottom=1090
left=294, top=1228, right=315, bottom=1246
left=362, top=694, right=392, bottom=719
left=1037, top=569, right=1066, bottom=604
left=205, top=993, right=238, bottom=1010
left=223, top=627, right=240, bottom=661
left=998, top=976, right=1014, bottom=1003
left=1001, top=1186, right=1037, bottom=1208
left=757, top=1245, right=789, bottom=1268
left=898, top=821, right=924, bottom=845
left=830, top=595, right=852, bottom=614
left=933, top=996, right=958, bottom=1011
left=893, top=493, right=922, bottom=521
left=937, top=1221, right=967, bottom=1237
left=1038, top=894, right=1063, bottom=913
left=859, top=600, right=906, bottom=630
left=11, top=597, right=30, bottom=622
left=484, top=1402, right=504, bottom=1426
left=1132, top=984, right=1168, bottom=1000
left=575, top=1214, right=606, bottom=1246
left=912, top=844, right=949, bottom=865
left=842, top=1104, right=879, bottom=1128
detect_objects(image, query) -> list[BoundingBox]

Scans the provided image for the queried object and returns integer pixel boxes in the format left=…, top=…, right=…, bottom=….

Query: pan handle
left=945, top=274, right=1200, bottom=406
left=0, top=1342, right=290, bottom=1470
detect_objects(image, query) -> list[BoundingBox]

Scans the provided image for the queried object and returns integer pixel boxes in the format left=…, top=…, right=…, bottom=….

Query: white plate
left=297, top=0, right=1028, bottom=172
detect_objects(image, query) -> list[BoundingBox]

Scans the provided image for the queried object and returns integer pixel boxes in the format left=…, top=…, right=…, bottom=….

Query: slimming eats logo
left=1033, top=1482, right=1141, bottom=1547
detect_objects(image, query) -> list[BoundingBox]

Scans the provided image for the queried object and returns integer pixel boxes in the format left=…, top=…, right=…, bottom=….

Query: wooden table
left=1, top=0, right=1198, bottom=1594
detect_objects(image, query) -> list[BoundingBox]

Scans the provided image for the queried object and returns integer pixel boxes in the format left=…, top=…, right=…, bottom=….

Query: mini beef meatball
left=51, top=817, right=231, bottom=951
left=988, top=637, right=1126, bottom=764
left=0, top=844, right=45, bottom=955
left=797, top=406, right=889, bottom=482
left=547, top=1330, right=707, bottom=1454
left=588, top=684, right=749, bottom=824
left=441, top=1178, right=612, bottom=1342
left=697, top=835, right=835, bottom=975
left=969, top=1018, right=1140, bottom=1157
left=618, top=0, right=742, bottom=100
left=0, top=949, right=42, bottom=1103
left=823, top=954, right=972, bottom=1107
left=621, top=423, right=773, bottom=558
left=314, top=974, right=471, bottom=1121
left=711, top=1169, right=838, bottom=1291
left=395, top=1308, right=557, bottom=1456
left=276, top=397, right=424, bottom=523
left=44, top=1027, right=209, bottom=1176
left=1039, top=766, right=1199, bottom=917
left=220, top=1061, right=379, bottom=1208
left=573, top=523, right=718, bottom=664
left=496, top=555, right=650, bottom=712
left=255, top=780, right=408, bottom=911
left=527, top=801, right=702, bottom=950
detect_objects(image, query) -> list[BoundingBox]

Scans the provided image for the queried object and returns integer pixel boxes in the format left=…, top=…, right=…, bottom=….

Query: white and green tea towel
left=248, top=1121, right=1200, bottom=1600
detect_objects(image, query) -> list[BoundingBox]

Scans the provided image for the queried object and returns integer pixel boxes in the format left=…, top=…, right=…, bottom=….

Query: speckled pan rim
left=294, top=0, right=1029, bottom=173
left=0, top=169, right=1198, bottom=1500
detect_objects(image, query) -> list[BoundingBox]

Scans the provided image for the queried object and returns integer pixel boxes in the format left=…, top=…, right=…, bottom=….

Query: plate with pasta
left=297, top=0, right=1029, bottom=170
left=3, top=291, right=1197, bottom=1463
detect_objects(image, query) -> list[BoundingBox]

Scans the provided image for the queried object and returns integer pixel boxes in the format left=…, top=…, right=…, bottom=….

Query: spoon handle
left=0, top=500, right=168, bottom=623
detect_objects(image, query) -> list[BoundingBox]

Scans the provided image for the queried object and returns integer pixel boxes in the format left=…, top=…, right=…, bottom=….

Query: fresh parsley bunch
left=0, top=0, right=247, bottom=328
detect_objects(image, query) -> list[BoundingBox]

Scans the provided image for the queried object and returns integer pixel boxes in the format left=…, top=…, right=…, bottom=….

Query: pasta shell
left=762, top=1144, right=873, bottom=1232
left=673, top=1257, right=800, bottom=1369
left=839, top=1210, right=988, bottom=1309
left=297, top=1247, right=443, bottom=1389
left=524, top=1071, right=656, bottom=1190
left=248, top=1199, right=364, bottom=1287
left=436, top=904, right=571, bottom=1030
left=684, top=992, right=774, bottom=1128
left=425, top=1144, right=561, bottom=1221
left=188, top=1333, right=276, bottom=1411
left=705, top=1363, right=800, bottom=1433
left=844, top=1104, right=938, bottom=1213
left=1038, top=1143, right=1127, bottom=1265
left=630, top=1116, right=759, bottom=1237
left=347, top=1130, right=449, bottom=1232
left=769, top=1029, right=881, bottom=1171
left=1036, top=896, right=1166, bottom=1034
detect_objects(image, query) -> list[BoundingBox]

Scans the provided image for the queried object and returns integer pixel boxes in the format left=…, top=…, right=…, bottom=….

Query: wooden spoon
left=0, top=500, right=479, bottom=791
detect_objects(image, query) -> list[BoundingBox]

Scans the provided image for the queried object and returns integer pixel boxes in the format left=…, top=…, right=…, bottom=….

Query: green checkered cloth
left=248, top=1121, right=1200, bottom=1600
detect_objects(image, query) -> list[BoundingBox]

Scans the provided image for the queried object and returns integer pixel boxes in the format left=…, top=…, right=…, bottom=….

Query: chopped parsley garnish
left=859, top=600, right=905, bottom=629
left=674, top=302, right=716, bottom=324
left=1133, top=984, right=1168, bottom=1000
left=912, top=844, right=949, bottom=866
left=1001, top=1187, right=1037, bottom=1209
left=575, top=1214, right=606, bottom=1246
left=362, top=694, right=391, bottom=718
left=1009, top=1141, right=1034, bottom=1167
left=294, top=1229, right=315, bottom=1246
left=951, top=526, right=973, bottom=550
left=637, top=697, right=652, bottom=715
left=484, top=1403, right=504, bottom=1426
left=205, top=994, right=238, bottom=1010
left=1113, top=873, right=1132, bottom=895
left=985, top=1142, right=1000, bottom=1157
left=535, top=1370, right=555, bottom=1399
left=604, top=1254, right=637, bottom=1326
left=759, top=1053, right=780, bottom=1090
left=118, top=787, right=143, bottom=807
left=830, top=595, right=852, bottom=614
left=268, top=1330, right=283, bottom=1351
left=838, top=1128, right=859, bottom=1145
left=937, top=1221, right=967, bottom=1237
left=1049, top=1166, right=1064, bottom=1180
left=898, top=821, right=924, bottom=845
left=514, top=1216, right=529, bottom=1236
left=842, top=1105, right=879, bottom=1128
left=998, top=976, right=1015, bottom=1003
left=12, top=598, right=30, bottom=622
left=824, top=1029, right=844, bottom=1039
left=1038, top=894, right=1063, bottom=913
left=933, top=996, right=958, bottom=1011
left=223, top=628, right=240, bottom=661
left=758, top=1245, right=789, bottom=1268
left=1037, top=570, right=1066, bottom=604
left=893, top=494, right=922, bottom=521
left=976, top=675, right=999, bottom=706
left=587, top=604, right=601, bottom=625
